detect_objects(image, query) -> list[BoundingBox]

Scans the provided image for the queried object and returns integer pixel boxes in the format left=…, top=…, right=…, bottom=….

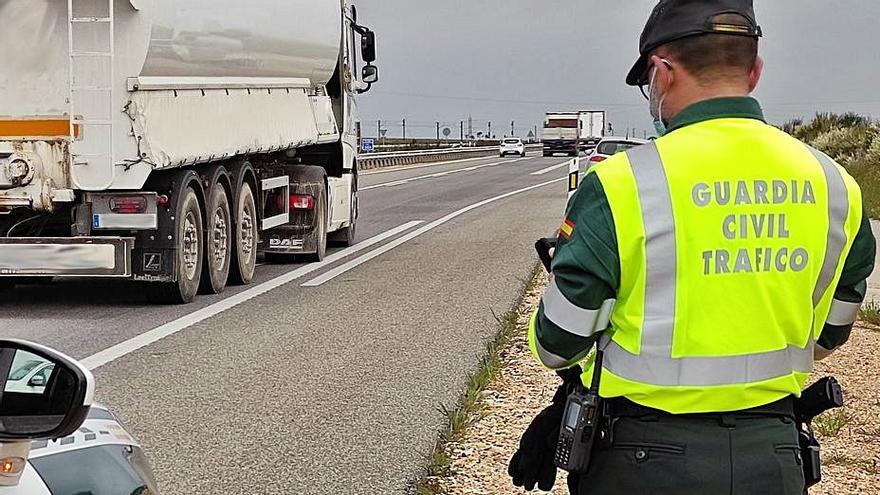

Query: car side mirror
left=0, top=340, right=93, bottom=441
left=27, top=374, right=45, bottom=387
left=361, top=29, right=376, bottom=63
left=362, top=65, right=379, bottom=85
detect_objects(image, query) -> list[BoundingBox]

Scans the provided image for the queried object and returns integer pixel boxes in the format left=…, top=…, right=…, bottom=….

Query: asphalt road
left=0, top=153, right=572, bottom=494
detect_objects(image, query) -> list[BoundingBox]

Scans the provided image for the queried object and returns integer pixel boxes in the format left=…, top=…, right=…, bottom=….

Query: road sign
left=361, top=138, right=375, bottom=152
left=442, top=127, right=452, bottom=137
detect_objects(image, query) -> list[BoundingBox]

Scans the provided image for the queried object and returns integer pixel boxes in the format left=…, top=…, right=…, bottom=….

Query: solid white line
left=302, top=177, right=566, bottom=287
left=80, top=220, right=424, bottom=371
left=530, top=160, right=573, bottom=176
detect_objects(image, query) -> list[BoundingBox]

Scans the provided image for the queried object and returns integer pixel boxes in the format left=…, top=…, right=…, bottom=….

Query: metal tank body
left=0, top=0, right=344, bottom=207
left=0, top=0, right=340, bottom=114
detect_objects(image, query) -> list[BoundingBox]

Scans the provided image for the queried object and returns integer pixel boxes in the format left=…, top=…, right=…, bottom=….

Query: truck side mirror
left=0, top=340, right=93, bottom=441
left=361, top=30, right=377, bottom=63
left=362, top=65, right=379, bottom=85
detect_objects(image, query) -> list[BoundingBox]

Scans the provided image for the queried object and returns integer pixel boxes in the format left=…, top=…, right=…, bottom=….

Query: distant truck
left=542, top=111, right=606, bottom=156
left=0, top=0, right=379, bottom=303
left=578, top=110, right=606, bottom=152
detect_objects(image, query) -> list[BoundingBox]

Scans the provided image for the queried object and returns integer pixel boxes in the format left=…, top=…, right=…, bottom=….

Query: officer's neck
left=662, top=80, right=751, bottom=124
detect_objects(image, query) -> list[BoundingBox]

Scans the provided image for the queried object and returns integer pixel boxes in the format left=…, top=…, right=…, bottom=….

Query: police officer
left=509, top=0, right=876, bottom=493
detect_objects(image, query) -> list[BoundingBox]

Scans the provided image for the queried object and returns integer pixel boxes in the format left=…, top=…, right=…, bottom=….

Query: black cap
left=626, top=0, right=762, bottom=86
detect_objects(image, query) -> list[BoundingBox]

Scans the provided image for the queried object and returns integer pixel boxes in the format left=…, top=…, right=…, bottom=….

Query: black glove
left=508, top=366, right=583, bottom=492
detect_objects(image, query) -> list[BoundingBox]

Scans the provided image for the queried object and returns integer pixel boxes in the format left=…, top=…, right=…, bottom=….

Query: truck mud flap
left=0, top=237, right=134, bottom=277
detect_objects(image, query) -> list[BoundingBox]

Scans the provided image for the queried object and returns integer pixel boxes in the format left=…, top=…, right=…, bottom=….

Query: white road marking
left=362, top=154, right=499, bottom=176
left=80, top=221, right=424, bottom=371
left=301, top=177, right=566, bottom=287
left=530, top=160, right=574, bottom=176
left=361, top=155, right=539, bottom=191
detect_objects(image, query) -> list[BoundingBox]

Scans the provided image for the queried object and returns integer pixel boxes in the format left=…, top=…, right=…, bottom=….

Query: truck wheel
left=229, top=181, right=258, bottom=285
left=200, top=183, right=232, bottom=294
left=329, top=191, right=357, bottom=247
left=306, top=186, right=328, bottom=262
left=149, top=187, right=204, bottom=304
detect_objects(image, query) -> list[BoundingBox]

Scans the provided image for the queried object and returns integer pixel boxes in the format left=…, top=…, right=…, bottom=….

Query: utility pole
left=511, top=121, right=515, bottom=137
left=436, top=121, right=440, bottom=142
left=402, top=118, right=406, bottom=140
left=460, top=121, right=464, bottom=141
left=488, top=121, right=492, bottom=140
left=377, top=120, right=381, bottom=139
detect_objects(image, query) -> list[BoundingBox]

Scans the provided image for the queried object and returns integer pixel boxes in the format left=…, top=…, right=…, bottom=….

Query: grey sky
left=357, top=1, right=880, bottom=139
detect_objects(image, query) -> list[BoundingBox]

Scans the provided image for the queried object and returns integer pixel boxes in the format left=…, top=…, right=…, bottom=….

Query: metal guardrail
left=358, top=144, right=543, bottom=171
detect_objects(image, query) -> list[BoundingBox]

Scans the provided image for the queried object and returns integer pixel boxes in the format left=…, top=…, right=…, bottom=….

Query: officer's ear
left=748, top=55, right=764, bottom=93
left=648, top=54, right=674, bottom=93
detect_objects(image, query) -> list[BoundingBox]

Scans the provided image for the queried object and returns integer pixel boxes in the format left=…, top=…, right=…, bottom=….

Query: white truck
left=542, top=110, right=606, bottom=156
left=577, top=110, right=606, bottom=152
left=0, top=0, right=378, bottom=303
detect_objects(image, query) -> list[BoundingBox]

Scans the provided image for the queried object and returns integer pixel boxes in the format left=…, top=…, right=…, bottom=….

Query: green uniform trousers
left=568, top=412, right=806, bottom=495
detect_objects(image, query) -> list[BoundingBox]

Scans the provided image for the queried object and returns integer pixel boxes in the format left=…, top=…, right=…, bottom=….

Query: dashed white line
left=531, top=159, right=574, bottom=176
left=361, top=156, right=536, bottom=191
left=301, top=177, right=566, bottom=287
left=80, top=220, right=424, bottom=371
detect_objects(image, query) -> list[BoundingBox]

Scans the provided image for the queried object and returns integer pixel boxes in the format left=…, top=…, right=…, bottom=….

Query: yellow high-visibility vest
left=588, top=118, right=863, bottom=413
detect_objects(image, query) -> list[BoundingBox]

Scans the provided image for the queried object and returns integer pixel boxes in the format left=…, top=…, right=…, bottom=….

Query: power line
left=371, top=89, right=644, bottom=108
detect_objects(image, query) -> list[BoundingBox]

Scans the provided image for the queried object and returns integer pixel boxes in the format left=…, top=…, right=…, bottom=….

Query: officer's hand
left=508, top=403, right=562, bottom=491
left=508, top=366, right=583, bottom=492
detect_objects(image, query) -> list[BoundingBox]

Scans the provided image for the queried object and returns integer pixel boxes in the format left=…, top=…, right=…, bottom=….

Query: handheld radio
left=554, top=351, right=608, bottom=474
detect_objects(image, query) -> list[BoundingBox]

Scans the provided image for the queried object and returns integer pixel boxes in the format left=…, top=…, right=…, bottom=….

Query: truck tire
left=329, top=191, right=357, bottom=247
left=306, top=185, right=328, bottom=262
left=148, top=187, right=204, bottom=304
left=200, top=182, right=232, bottom=294
left=229, top=181, right=258, bottom=285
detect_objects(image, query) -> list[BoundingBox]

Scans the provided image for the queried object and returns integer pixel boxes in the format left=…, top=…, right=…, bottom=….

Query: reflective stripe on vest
left=543, top=276, right=616, bottom=338
left=601, top=142, right=851, bottom=387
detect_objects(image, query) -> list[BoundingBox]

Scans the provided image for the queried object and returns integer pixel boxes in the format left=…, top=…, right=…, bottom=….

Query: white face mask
left=648, top=63, right=668, bottom=136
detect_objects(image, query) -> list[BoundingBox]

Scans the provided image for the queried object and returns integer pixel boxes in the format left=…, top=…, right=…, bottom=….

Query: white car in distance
left=499, top=138, right=527, bottom=157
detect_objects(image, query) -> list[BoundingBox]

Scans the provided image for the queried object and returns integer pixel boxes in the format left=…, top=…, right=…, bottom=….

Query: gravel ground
left=437, top=269, right=880, bottom=495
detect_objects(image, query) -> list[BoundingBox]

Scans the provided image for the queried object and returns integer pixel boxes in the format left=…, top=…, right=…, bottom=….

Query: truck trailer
left=577, top=110, right=606, bottom=152
left=0, top=0, right=379, bottom=303
left=542, top=110, right=606, bottom=156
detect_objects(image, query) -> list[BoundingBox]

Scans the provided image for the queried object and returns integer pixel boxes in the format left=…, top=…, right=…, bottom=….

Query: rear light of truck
left=290, top=194, right=315, bottom=210
left=590, top=156, right=606, bottom=163
left=109, top=196, right=148, bottom=214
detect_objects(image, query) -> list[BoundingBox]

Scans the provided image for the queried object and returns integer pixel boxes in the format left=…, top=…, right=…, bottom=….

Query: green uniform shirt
left=534, top=97, right=877, bottom=366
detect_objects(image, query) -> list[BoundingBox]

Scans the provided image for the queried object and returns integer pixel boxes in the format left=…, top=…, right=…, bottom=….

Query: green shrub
left=811, top=126, right=878, bottom=164
left=787, top=113, right=880, bottom=218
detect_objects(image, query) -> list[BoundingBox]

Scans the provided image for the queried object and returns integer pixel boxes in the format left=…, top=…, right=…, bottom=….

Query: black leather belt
left=609, top=395, right=796, bottom=421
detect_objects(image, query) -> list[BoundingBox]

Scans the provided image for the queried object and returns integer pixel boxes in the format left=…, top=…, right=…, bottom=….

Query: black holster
left=794, top=376, right=844, bottom=491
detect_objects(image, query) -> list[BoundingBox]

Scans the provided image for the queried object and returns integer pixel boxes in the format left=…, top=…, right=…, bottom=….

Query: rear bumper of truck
left=543, top=140, right=578, bottom=152
left=0, top=237, right=133, bottom=277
